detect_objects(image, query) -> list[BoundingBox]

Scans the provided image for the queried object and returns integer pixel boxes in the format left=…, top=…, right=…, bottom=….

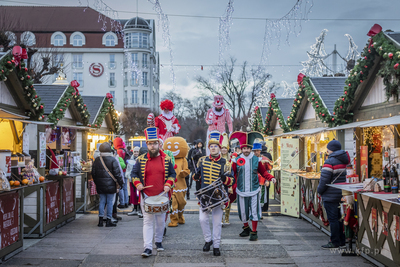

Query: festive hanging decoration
left=218, top=0, right=234, bottom=64
left=251, top=106, right=264, bottom=132
left=148, top=0, right=176, bottom=87
left=281, top=81, right=297, bottom=98
left=259, top=0, right=313, bottom=67
left=0, top=51, right=44, bottom=120
left=262, top=94, right=290, bottom=135
left=332, top=24, right=400, bottom=125
left=286, top=74, right=334, bottom=130
left=47, top=81, right=90, bottom=126
left=90, top=95, right=120, bottom=133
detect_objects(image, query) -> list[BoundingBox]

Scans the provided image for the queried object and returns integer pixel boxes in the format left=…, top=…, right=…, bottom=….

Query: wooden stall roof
left=81, top=96, right=106, bottom=125
left=276, top=98, right=295, bottom=120
left=34, top=85, right=68, bottom=115
left=309, top=77, right=347, bottom=116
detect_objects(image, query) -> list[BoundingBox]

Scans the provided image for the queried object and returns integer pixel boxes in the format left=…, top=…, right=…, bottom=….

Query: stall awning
left=12, top=119, right=53, bottom=125
left=280, top=127, right=327, bottom=136
left=328, top=119, right=381, bottom=131
left=0, top=109, right=29, bottom=120
left=359, top=115, right=400, bottom=128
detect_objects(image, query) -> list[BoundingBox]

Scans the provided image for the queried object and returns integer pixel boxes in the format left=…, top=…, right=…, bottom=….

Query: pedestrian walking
left=92, top=142, right=124, bottom=227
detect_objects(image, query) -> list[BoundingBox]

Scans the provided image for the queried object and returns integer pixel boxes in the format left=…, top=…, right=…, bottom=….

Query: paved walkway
left=4, top=205, right=374, bottom=266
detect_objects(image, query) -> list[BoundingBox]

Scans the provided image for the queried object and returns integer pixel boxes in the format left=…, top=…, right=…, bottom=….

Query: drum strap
left=100, top=156, right=121, bottom=190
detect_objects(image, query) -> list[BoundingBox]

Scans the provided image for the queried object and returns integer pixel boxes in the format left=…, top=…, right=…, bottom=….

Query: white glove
left=271, top=178, right=276, bottom=184
left=207, top=120, right=213, bottom=125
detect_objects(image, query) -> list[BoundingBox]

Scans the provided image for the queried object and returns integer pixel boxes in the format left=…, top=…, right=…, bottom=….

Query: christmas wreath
left=263, top=93, right=291, bottom=135
left=0, top=48, right=45, bottom=121
left=287, top=74, right=334, bottom=130
left=89, top=93, right=120, bottom=134
left=333, top=24, right=400, bottom=125
left=47, top=81, right=90, bottom=127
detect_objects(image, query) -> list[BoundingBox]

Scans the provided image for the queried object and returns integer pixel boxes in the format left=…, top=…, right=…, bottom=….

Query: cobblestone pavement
left=3, top=207, right=375, bottom=267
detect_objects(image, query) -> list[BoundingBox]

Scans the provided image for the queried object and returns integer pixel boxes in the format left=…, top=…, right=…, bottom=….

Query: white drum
left=144, top=195, right=169, bottom=214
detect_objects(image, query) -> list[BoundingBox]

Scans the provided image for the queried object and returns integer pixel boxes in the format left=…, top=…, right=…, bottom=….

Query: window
left=5, top=32, right=16, bottom=46
left=103, top=32, right=117, bottom=46
left=123, top=72, right=128, bottom=87
left=124, top=91, right=128, bottom=105
left=54, top=35, right=64, bottom=46
left=72, top=54, right=83, bottom=69
left=110, top=91, right=116, bottom=105
left=51, top=31, right=66, bottom=46
left=109, top=54, right=116, bottom=69
left=21, top=31, right=36, bottom=46
left=109, top=73, right=116, bottom=87
left=131, top=72, right=138, bottom=86
left=70, top=32, right=85, bottom=46
left=142, top=54, right=148, bottom=68
left=124, top=32, right=149, bottom=49
left=131, top=53, right=138, bottom=66
left=73, top=72, right=84, bottom=87
left=53, top=54, right=64, bottom=67
left=142, top=72, right=148, bottom=86
left=142, top=90, right=148, bottom=105
left=131, top=90, right=138, bottom=104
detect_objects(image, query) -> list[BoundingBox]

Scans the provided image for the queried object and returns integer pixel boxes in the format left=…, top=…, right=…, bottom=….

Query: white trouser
left=140, top=194, right=166, bottom=250
left=237, top=193, right=261, bottom=222
left=199, top=207, right=223, bottom=248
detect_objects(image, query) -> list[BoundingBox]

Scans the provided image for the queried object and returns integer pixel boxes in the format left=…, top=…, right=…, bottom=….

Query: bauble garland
left=263, top=94, right=290, bottom=135
left=89, top=95, right=120, bottom=134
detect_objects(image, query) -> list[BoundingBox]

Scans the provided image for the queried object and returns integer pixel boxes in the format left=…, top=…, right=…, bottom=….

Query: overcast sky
left=2, top=0, right=400, bottom=99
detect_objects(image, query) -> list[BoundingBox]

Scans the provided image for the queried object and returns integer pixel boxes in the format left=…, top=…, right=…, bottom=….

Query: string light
left=218, top=0, right=234, bottom=64
left=147, top=0, right=176, bottom=88
left=281, top=81, right=297, bottom=98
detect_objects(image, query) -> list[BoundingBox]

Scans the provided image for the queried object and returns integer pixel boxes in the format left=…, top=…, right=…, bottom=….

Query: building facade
left=0, top=6, right=160, bottom=112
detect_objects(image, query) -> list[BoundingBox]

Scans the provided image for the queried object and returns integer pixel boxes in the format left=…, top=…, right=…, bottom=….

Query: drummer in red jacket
left=193, top=131, right=234, bottom=257
left=131, top=127, right=176, bottom=258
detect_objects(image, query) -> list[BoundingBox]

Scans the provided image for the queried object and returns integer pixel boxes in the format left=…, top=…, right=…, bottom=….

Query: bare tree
left=196, top=57, right=274, bottom=119
left=120, top=107, right=156, bottom=137
left=162, top=90, right=191, bottom=119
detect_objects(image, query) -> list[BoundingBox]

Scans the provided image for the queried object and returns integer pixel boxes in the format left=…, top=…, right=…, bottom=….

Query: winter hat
left=99, top=142, right=112, bottom=153
left=252, top=143, right=262, bottom=151
left=327, top=140, right=341, bottom=152
left=133, top=147, right=140, bottom=152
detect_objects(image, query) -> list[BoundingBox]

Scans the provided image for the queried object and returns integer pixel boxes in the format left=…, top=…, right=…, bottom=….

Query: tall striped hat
left=144, top=127, right=159, bottom=142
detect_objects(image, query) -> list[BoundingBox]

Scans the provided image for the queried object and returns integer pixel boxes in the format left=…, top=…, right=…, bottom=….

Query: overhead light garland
left=281, top=81, right=297, bottom=98
left=218, top=0, right=234, bottom=64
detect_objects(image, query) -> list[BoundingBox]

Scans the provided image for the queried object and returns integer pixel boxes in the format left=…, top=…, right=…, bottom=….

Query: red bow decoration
left=106, top=93, right=113, bottom=102
left=70, top=80, right=80, bottom=95
left=237, top=158, right=246, bottom=166
left=255, top=106, right=259, bottom=111
left=270, top=93, right=276, bottom=99
left=12, top=46, right=25, bottom=67
left=367, top=24, right=382, bottom=48
left=297, top=73, right=305, bottom=85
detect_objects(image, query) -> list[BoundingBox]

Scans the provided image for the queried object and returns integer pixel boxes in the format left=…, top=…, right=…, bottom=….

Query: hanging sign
left=0, top=191, right=19, bottom=249
left=46, top=181, right=60, bottom=224
left=63, top=178, right=74, bottom=215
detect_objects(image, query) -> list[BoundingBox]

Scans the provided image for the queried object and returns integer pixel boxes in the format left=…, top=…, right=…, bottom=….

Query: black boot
left=239, top=226, right=251, bottom=237
left=106, top=218, right=117, bottom=227
left=97, top=217, right=104, bottom=227
left=203, top=240, right=213, bottom=252
left=213, top=248, right=221, bottom=256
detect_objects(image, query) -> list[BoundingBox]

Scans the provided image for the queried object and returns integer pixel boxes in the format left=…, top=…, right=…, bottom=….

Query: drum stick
left=142, top=185, right=153, bottom=189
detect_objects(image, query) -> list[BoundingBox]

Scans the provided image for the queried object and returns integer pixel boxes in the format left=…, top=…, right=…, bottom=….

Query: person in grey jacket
left=317, top=140, right=349, bottom=249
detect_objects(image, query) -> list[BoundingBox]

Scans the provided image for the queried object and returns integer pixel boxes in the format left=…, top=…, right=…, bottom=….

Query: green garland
left=333, top=31, right=400, bottom=125
left=47, top=86, right=90, bottom=126
left=0, top=54, right=45, bottom=121
left=263, top=96, right=290, bottom=135
left=251, top=106, right=264, bottom=132
left=89, top=98, right=120, bottom=134
left=286, top=77, right=334, bottom=130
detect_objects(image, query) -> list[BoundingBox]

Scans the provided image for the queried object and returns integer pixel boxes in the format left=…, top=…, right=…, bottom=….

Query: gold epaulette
left=197, top=156, right=207, bottom=168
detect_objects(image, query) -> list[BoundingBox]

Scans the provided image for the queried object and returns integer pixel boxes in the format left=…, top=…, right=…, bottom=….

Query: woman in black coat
left=92, top=142, right=124, bottom=227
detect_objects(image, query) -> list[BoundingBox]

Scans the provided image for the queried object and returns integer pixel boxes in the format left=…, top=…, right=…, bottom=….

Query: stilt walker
left=205, top=95, right=233, bottom=155
left=220, top=133, right=234, bottom=226
left=147, top=99, right=181, bottom=142
left=230, top=131, right=276, bottom=241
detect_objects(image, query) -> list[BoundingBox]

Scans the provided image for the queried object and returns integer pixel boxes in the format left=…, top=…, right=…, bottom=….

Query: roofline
left=383, top=32, right=400, bottom=49
left=0, top=50, right=11, bottom=61
left=34, top=84, right=69, bottom=114
left=309, top=78, right=332, bottom=116
left=90, top=96, right=106, bottom=124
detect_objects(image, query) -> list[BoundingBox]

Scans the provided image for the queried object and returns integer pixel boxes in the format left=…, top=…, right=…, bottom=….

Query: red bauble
left=389, top=53, right=393, bottom=59
left=316, top=105, right=319, bottom=108
left=348, top=83, right=351, bottom=86
left=27, top=75, right=30, bottom=79
left=312, top=93, right=314, bottom=95
left=84, top=104, right=86, bottom=107
left=59, top=109, right=63, bottom=111
left=364, top=56, right=367, bottom=59
left=342, top=98, right=345, bottom=101
left=24, top=68, right=28, bottom=71
left=360, top=71, right=363, bottom=74
left=64, top=104, right=67, bottom=106
left=332, top=118, right=335, bottom=121
left=368, top=49, right=371, bottom=53
left=394, top=63, right=400, bottom=70
left=95, top=124, right=98, bottom=127
left=340, top=106, right=343, bottom=109
left=364, top=65, right=368, bottom=68
left=312, top=97, right=315, bottom=100
left=35, top=95, right=38, bottom=98
left=40, top=105, right=43, bottom=109
left=333, top=112, right=336, bottom=115
left=360, top=80, right=363, bottom=83
left=345, top=91, right=347, bottom=95
left=322, top=114, right=325, bottom=116
left=315, top=101, right=318, bottom=104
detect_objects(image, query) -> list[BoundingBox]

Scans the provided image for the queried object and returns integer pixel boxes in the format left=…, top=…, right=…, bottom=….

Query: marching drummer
left=193, top=131, right=234, bottom=256
left=131, top=127, right=176, bottom=258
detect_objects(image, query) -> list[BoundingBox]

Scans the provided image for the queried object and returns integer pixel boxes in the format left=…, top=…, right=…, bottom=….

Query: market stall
left=0, top=49, right=48, bottom=257
left=32, top=78, right=91, bottom=234
left=81, top=95, right=119, bottom=212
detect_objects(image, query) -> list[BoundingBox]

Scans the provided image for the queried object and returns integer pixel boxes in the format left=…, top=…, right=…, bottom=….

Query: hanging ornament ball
left=312, top=98, right=315, bottom=101
left=85, top=115, right=88, bottom=118
left=60, top=109, right=63, bottom=111
left=40, top=105, right=43, bottom=109
left=299, top=96, right=302, bottom=99
left=57, top=118, right=59, bottom=121
left=348, top=83, right=351, bottom=86
left=20, top=77, right=24, bottom=80
left=364, top=56, right=367, bottom=60
left=389, top=53, right=394, bottom=59
left=83, top=111, right=85, bottom=113
left=360, top=80, right=363, bottom=83
left=394, top=63, right=399, bottom=70
left=332, top=118, right=334, bottom=121
left=42, top=115, right=44, bottom=118
left=333, top=112, right=336, bottom=115
left=297, top=100, right=300, bottom=103
left=27, top=75, right=30, bottom=79
left=364, top=65, right=368, bottom=68
left=316, top=105, right=319, bottom=108
left=64, top=104, right=67, bottom=106
left=24, top=86, right=28, bottom=90
left=360, top=71, right=363, bottom=74
left=36, top=107, right=39, bottom=110
left=368, top=49, right=371, bottom=53
left=342, top=98, right=345, bottom=101
left=84, top=104, right=86, bottom=107
left=38, top=117, right=42, bottom=121
left=33, top=103, right=37, bottom=107
left=31, top=99, right=35, bottom=103
left=35, top=95, right=38, bottom=98
left=78, top=104, right=81, bottom=106
left=95, top=124, right=98, bottom=127
left=340, top=106, right=343, bottom=109
left=322, top=114, right=325, bottom=117
left=345, top=91, right=347, bottom=95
